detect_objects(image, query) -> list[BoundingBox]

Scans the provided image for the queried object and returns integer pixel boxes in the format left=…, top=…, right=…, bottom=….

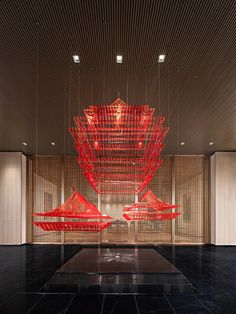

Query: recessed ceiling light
left=180, top=142, right=185, bottom=146
left=22, top=142, right=27, bottom=146
left=158, top=54, right=166, bottom=63
left=116, top=55, right=123, bottom=63
left=51, top=142, right=56, bottom=146
left=209, top=141, right=214, bottom=146
left=72, top=55, right=80, bottom=63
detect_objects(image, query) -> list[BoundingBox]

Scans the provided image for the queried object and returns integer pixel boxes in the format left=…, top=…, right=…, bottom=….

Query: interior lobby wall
left=30, top=155, right=209, bottom=244
left=0, top=152, right=26, bottom=244
left=211, top=152, right=236, bottom=245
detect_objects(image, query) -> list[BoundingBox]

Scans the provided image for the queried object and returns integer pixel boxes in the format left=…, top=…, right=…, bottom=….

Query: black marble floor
left=0, top=244, right=236, bottom=313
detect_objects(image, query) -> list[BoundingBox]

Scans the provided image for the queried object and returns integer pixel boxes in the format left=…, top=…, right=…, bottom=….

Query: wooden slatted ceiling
left=0, top=0, right=235, bottom=155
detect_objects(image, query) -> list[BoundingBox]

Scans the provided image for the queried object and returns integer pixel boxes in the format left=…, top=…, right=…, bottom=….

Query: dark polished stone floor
left=0, top=244, right=236, bottom=313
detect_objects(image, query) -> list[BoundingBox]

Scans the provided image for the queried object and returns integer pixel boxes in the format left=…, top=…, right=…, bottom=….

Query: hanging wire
left=167, top=60, right=170, bottom=127
left=158, top=63, right=161, bottom=114
left=126, top=73, right=129, bottom=104
left=68, top=59, right=72, bottom=155
left=63, top=88, right=66, bottom=157
left=145, top=74, right=148, bottom=104
left=90, top=73, right=93, bottom=105
left=77, top=59, right=81, bottom=113
left=177, top=69, right=180, bottom=156
left=34, top=21, right=39, bottom=234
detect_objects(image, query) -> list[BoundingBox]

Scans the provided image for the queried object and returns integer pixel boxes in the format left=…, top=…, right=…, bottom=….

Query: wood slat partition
left=31, top=155, right=209, bottom=244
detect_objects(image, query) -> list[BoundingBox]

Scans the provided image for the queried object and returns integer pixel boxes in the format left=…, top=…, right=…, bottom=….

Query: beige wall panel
left=211, top=152, right=236, bottom=245
left=0, top=152, right=26, bottom=244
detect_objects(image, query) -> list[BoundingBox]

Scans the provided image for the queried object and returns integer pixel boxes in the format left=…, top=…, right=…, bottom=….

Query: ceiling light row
left=22, top=141, right=215, bottom=147
left=180, top=142, right=215, bottom=146
left=72, top=54, right=166, bottom=64
left=22, top=142, right=56, bottom=146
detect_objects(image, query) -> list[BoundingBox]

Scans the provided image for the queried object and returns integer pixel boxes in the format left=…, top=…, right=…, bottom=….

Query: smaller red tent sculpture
left=33, top=189, right=112, bottom=232
left=123, top=190, right=180, bottom=221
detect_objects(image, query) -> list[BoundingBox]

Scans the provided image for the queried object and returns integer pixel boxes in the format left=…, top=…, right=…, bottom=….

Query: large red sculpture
left=33, top=190, right=112, bottom=232
left=33, top=100, right=180, bottom=233
left=123, top=190, right=180, bottom=221
left=70, top=98, right=168, bottom=195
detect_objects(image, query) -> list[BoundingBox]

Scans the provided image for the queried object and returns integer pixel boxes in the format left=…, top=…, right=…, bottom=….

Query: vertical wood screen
left=30, top=155, right=209, bottom=244
left=175, top=156, right=209, bottom=244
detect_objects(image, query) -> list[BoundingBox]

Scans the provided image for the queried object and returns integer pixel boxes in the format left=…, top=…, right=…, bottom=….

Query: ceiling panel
left=0, top=0, right=235, bottom=155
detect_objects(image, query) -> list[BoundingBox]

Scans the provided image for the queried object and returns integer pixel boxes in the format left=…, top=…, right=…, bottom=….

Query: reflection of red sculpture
left=70, top=98, right=168, bottom=195
left=123, top=190, right=180, bottom=221
left=33, top=190, right=112, bottom=232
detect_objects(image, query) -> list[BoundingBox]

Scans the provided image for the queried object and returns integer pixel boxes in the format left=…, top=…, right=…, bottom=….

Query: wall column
left=210, top=152, right=236, bottom=245
left=0, top=152, right=27, bottom=244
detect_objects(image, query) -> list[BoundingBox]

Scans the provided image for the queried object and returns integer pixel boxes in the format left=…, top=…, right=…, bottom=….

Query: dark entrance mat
left=57, top=248, right=179, bottom=274
left=44, top=248, right=197, bottom=294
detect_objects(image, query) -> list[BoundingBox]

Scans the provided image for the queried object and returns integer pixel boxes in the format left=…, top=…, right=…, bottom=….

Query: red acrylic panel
left=33, top=190, right=112, bottom=232
left=124, top=190, right=180, bottom=212
left=70, top=98, right=169, bottom=194
left=33, top=221, right=112, bottom=232
left=33, top=190, right=111, bottom=219
left=123, top=212, right=180, bottom=221
left=122, top=190, right=180, bottom=221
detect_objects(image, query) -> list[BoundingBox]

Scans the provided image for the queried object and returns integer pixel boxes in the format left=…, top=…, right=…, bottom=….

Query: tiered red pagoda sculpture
left=33, top=98, right=180, bottom=232
left=33, top=189, right=112, bottom=232
left=123, top=190, right=180, bottom=221
left=70, top=98, right=168, bottom=195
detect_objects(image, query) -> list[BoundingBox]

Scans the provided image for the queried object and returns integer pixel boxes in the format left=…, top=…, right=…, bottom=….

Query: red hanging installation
left=33, top=190, right=111, bottom=219
left=33, top=190, right=112, bottom=232
left=34, top=221, right=111, bottom=232
left=123, top=212, right=180, bottom=221
left=122, top=190, right=180, bottom=221
left=70, top=98, right=169, bottom=195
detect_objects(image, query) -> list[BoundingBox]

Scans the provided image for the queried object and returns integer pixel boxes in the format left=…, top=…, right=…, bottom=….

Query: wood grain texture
left=31, top=155, right=208, bottom=244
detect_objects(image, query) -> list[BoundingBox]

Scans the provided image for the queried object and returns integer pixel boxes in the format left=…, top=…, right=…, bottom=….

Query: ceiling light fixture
left=72, top=55, right=80, bottom=63
left=22, top=142, right=27, bottom=146
left=51, top=142, right=56, bottom=146
left=158, top=54, right=166, bottom=63
left=116, top=55, right=123, bottom=64
left=180, top=142, right=185, bottom=146
left=209, top=141, right=214, bottom=146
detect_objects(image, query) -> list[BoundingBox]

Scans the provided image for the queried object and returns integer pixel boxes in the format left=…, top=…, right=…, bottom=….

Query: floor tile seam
left=0, top=292, right=18, bottom=308
left=63, top=293, right=76, bottom=313
left=193, top=295, right=214, bottom=313
left=109, top=298, right=124, bottom=314
left=100, top=294, right=105, bottom=314
left=220, top=292, right=236, bottom=304
left=134, top=295, right=140, bottom=314
left=26, top=293, right=45, bottom=313
left=163, top=295, right=176, bottom=314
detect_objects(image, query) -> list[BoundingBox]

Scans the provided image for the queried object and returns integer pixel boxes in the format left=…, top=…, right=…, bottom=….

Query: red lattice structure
left=70, top=98, right=169, bottom=195
left=33, top=190, right=112, bottom=232
left=123, top=190, right=180, bottom=221
left=123, top=212, right=180, bottom=221
left=34, top=222, right=111, bottom=232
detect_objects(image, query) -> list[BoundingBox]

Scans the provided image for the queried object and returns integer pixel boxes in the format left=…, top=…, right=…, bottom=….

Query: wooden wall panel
left=31, top=155, right=209, bottom=244
left=137, top=156, right=172, bottom=243
left=32, top=156, right=63, bottom=243
left=175, top=156, right=208, bottom=244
